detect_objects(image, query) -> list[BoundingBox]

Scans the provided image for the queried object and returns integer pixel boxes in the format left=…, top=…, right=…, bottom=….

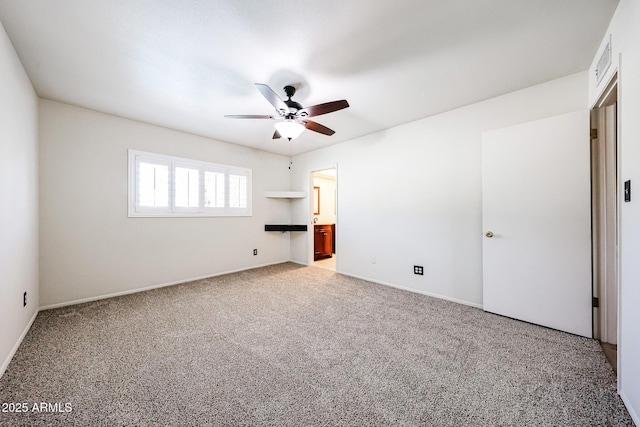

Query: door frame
left=591, top=74, right=619, bottom=345
left=308, top=165, right=338, bottom=270
left=590, top=72, right=621, bottom=390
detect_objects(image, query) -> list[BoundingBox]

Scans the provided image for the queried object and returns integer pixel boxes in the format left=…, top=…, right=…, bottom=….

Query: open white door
left=482, top=110, right=592, bottom=338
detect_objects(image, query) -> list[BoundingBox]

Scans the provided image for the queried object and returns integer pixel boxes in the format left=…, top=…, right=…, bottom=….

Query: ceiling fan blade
left=224, top=114, right=277, bottom=119
left=273, top=129, right=282, bottom=139
left=255, top=83, right=288, bottom=114
left=302, top=120, right=335, bottom=136
left=298, top=100, right=349, bottom=117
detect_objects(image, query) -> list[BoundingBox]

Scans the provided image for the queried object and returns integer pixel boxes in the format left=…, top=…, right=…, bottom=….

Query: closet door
left=482, top=110, right=592, bottom=337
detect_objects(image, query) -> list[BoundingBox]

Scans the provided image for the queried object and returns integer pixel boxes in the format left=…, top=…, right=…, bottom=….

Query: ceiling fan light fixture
left=274, top=119, right=305, bottom=140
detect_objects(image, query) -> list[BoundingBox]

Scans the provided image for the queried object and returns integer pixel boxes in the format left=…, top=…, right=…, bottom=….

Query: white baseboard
left=0, top=309, right=39, bottom=380
left=336, top=270, right=483, bottom=310
left=39, top=260, right=290, bottom=311
left=620, top=390, right=639, bottom=426
left=39, top=259, right=481, bottom=313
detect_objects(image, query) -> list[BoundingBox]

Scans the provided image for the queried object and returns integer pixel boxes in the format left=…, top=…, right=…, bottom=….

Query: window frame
left=128, top=149, right=252, bottom=218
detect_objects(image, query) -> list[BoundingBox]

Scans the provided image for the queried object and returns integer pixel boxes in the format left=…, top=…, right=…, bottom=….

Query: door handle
left=485, top=231, right=494, bottom=238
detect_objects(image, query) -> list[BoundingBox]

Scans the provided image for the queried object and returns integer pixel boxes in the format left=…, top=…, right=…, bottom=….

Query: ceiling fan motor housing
left=283, top=86, right=302, bottom=113
left=283, top=85, right=296, bottom=98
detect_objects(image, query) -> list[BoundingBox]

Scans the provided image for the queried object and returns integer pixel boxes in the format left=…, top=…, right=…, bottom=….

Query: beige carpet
left=0, top=263, right=633, bottom=426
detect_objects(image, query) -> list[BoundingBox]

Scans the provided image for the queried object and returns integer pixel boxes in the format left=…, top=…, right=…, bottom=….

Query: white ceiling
left=0, top=0, right=618, bottom=156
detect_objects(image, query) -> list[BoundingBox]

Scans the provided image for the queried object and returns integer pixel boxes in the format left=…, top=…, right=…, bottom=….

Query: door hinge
left=590, top=129, right=598, bottom=140
left=593, top=297, right=600, bottom=308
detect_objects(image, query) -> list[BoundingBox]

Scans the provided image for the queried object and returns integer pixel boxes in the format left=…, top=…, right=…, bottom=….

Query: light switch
left=625, top=180, right=631, bottom=202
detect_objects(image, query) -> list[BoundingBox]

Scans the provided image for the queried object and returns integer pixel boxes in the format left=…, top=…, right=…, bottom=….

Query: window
left=128, top=150, right=251, bottom=217
left=204, top=171, right=225, bottom=208
left=229, top=173, right=247, bottom=208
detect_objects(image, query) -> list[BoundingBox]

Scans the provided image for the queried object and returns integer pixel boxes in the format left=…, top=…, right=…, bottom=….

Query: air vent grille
left=595, top=36, right=611, bottom=86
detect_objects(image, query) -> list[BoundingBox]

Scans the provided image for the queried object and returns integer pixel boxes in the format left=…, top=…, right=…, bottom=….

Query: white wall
left=291, top=72, right=587, bottom=307
left=589, top=1, right=640, bottom=423
left=0, top=21, right=39, bottom=377
left=39, top=100, right=292, bottom=308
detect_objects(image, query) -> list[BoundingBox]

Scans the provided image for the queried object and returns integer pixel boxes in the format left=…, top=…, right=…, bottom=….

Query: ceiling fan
left=225, top=83, right=349, bottom=141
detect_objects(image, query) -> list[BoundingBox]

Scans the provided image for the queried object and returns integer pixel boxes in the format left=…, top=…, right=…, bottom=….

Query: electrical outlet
left=370, top=257, right=376, bottom=264
left=23, top=291, right=27, bottom=307
left=253, top=249, right=258, bottom=256
left=414, top=265, right=424, bottom=275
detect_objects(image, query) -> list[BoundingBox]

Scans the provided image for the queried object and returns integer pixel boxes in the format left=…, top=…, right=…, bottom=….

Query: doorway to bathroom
left=311, top=168, right=336, bottom=271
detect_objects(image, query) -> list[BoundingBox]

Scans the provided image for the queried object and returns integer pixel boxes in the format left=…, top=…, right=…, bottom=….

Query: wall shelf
left=265, top=224, right=308, bottom=232
left=264, top=191, right=307, bottom=199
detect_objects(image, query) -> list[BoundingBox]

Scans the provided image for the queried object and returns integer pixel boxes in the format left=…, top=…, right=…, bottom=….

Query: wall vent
left=595, top=36, right=612, bottom=86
